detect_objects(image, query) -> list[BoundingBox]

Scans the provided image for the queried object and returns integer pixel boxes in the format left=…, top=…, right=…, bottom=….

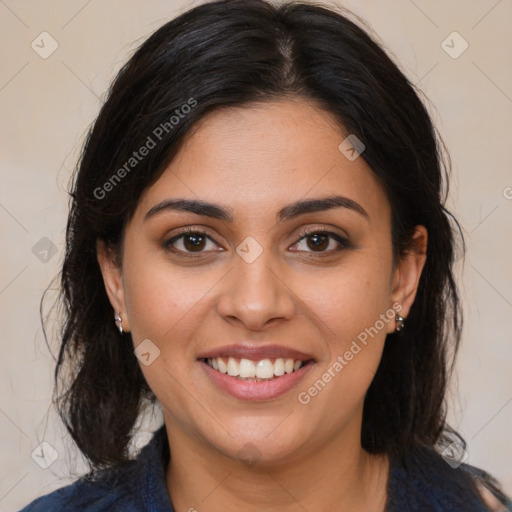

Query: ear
left=387, top=225, right=428, bottom=333
left=96, top=239, right=131, bottom=333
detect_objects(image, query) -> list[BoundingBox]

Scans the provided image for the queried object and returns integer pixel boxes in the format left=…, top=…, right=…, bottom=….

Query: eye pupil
left=184, top=233, right=205, bottom=251
left=307, top=233, right=329, bottom=251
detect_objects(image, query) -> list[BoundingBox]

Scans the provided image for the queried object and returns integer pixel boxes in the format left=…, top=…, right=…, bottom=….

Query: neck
left=164, top=415, right=390, bottom=512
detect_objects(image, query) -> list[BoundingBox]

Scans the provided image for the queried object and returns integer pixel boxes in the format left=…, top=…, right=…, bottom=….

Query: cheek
left=121, top=248, right=220, bottom=391
left=295, top=280, right=391, bottom=427
left=122, top=247, right=207, bottom=341
left=299, top=254, right=393, bottom=343
left=120, top=252, right=207, bottom=412
left=293, top=253, right=393, bottom=405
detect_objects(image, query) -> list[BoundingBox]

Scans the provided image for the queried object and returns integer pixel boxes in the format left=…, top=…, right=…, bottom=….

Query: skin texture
left=97, top=98, right=428, bottom=511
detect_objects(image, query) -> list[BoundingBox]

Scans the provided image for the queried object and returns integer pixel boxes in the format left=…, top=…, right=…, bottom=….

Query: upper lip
left=197, top=343, right=315, bottom=361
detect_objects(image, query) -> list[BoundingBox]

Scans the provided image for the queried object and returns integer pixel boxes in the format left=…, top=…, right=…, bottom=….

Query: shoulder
left=477, top=483, right=510, bottom=511
left=17, top=425, right=173, bottom=512
left=462, top=463, right=512, bottom=511
left=17, top=462, right=140, bottom=512
left=387, top=444, right=512, bottom=512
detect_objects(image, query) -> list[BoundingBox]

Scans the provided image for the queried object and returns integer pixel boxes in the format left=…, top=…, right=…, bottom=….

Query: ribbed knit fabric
left=18, top=426, right=511, bottom=511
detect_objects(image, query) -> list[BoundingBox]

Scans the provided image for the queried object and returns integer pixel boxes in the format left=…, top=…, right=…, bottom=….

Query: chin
left=209, top=426, right=309, bottom=468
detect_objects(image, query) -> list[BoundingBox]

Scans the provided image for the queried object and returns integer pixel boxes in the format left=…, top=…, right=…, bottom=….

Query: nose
left=216, top=249, right=296, bottom=331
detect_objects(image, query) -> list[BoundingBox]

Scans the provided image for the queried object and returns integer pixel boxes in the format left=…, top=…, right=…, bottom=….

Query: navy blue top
left=18, top=426, right=511, bottom=511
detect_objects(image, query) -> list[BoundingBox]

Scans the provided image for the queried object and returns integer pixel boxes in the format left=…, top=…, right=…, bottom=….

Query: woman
left=19, top=0, right=511, bottom=510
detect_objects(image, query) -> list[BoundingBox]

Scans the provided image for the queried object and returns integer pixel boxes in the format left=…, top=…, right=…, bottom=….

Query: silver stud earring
left=395, top=313, right=405, bottom=332
left=114, top=312, right=124, bottom=334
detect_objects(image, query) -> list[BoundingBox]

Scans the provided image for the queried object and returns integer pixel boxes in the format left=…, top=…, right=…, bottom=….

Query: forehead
left=134, top=98, right=390, bottom=226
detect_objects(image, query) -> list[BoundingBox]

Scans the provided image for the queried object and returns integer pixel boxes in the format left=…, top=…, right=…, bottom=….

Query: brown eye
left=182, top=232, right=207, bottom=252
left=305, top=232, right=329, bottom=251
left=164, top=229, right=220, bottom=255
left=291, top=229, right=349, bottom=254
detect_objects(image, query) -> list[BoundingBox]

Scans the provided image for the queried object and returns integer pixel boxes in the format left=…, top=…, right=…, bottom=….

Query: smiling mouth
left=201, top=356, right=313, bottom=381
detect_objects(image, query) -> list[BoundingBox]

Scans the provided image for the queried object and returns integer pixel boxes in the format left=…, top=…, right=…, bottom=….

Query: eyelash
left=163, top=226, right=350, bottom=258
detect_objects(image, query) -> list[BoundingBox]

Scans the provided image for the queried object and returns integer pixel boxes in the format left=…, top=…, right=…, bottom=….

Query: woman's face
left=98, top=98, right=426, bottom=466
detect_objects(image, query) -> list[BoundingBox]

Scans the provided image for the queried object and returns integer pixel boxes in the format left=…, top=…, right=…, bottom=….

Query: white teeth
left=239, top=358, right=256, bottom=378
left=256, top=359, right=274, bottom=379
left=206, top=356, right=306, bottom=379
left=217, top=358, right=227, bottom=374
left=274, top=358, right=285, bottom=376
left=227, top=357, right=240, bottom=376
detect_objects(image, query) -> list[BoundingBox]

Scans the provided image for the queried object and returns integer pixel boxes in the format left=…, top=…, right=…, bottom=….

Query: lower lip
left=199, top=359, right=315, bottom=401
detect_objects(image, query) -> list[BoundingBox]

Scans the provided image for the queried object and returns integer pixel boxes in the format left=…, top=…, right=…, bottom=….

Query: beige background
left=1, top=0, right=511, bottom=510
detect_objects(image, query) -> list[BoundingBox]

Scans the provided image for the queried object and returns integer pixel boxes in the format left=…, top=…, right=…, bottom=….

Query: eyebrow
left=144, top=194, right=369, bottom=223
